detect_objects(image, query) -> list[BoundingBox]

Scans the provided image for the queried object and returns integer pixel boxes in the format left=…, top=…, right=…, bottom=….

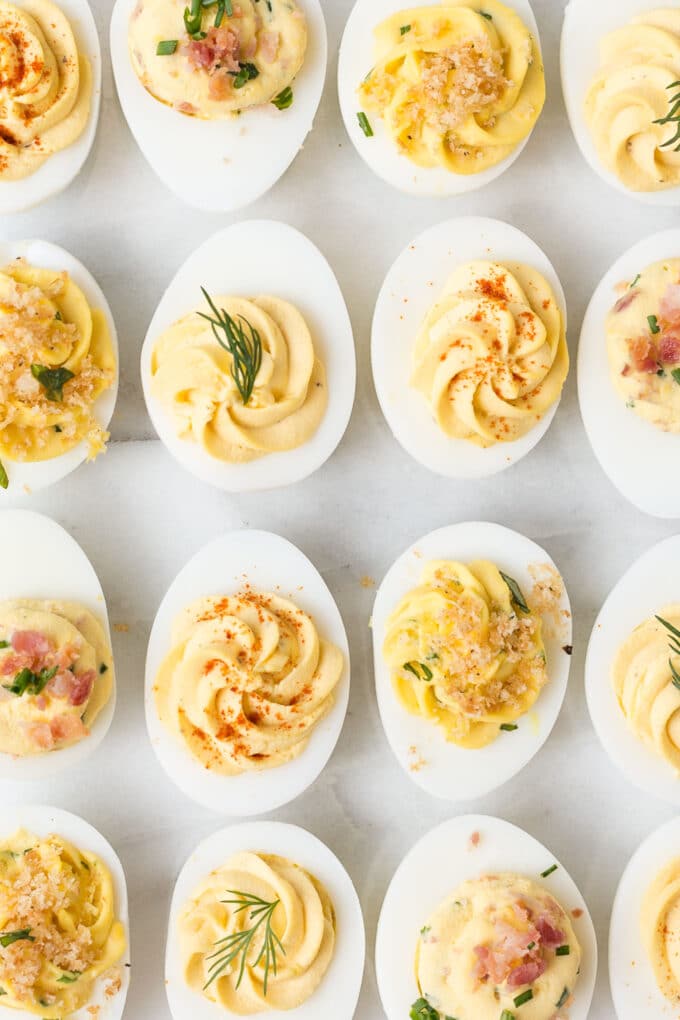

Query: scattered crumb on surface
left=571, top=907, right=583, bottom=919
left=113, top=623, right=129, bottom=633
left=413, top=548, right=423, bottom=559
left=468, top=830, right=481, bottom=850
left=408, top=744, right=427, bottom=772
left=22, top=485, right=31, bottom=494
left=105, top=970, right=122, bottom=998
left=360, top=575, right=375, bottom=589
left=528, top=562, right=566, bottom=635
left=87, top=1008, right=100, bottom=1018
left=562, top=644, right=574, bottom=656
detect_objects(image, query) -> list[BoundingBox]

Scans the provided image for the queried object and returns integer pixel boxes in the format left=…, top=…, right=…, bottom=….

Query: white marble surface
left=2, top=0, right=680, bottom=1017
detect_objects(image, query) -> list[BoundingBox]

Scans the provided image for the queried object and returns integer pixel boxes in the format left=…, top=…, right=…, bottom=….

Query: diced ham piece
left=25, top=721, right=55, bottom=750
left=185, top=26, right=240, bottom=73
left=613, top=290, right=638, bottom=314
left=535, top=916, right=565, bottom=948
left=47, top=670, right=73, bottom=700
left=659, top=332, right=680, bottom=365
left=628, top=336, right=659, bottom=374
left=259, top=30, right=279, bottom=63
left=49, top=713, right=88, bottom=743
left=12, top=630, right=51, bottom=657
left=1, top=653, right=28, bottom=676
left=660, top=283, right=680, bottom=325
left=507, top=958, right=547, bottom=988
left=68, top=670, right=95, bottom=707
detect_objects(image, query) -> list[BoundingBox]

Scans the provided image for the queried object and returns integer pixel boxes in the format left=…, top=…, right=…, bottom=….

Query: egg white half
left=0, top=0, right=101, bottom=214
left=338, top=0, right=543, bottom=196
left=586, top=533, right=680, bottom=806
left=561, top=0, right=680, bottom=207
left=145, top=528, right=351, bottom=815
left=165, top=820, right=365, bottom=1020
left=140, top=219, right=355, bottom=492
left=110, top=1, right=327, bottom=211
left=0, top=509, right=116, bottom=781
left=578, top=228, right=680, bottom=519
left=0, top=803, right=130, bottom=1020
left=610, top=815, right=680, bottom=1020
left=371, top=521, right=573, bottom=801
left=0, top=239, right=119, bottom=499
left=371, top=216, right=567, bottom=479
left=375, top=813, right=597, bottom=1020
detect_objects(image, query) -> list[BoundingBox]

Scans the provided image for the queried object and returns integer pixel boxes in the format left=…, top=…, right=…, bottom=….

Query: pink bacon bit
left=507, top=958, right=547, bottom=988
left=11, top=630, right=51, bottom=657
left=659, top=332, right=680, bottom=365
left=613, top=290, right=638, bottom=314
left=46, top=668, right=95, bottom=707
left=628, top=336, right=659, bottom=374
left=535, top=915, right=565, bottom=949
left=185, top=26, right=240, bottom=73
left=660, top=282, right=680, bottom=326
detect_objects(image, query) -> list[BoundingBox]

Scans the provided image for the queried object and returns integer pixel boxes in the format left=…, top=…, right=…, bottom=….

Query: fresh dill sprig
left=654, top=81, right=680, bottom=152
left=198, top=288, right=263, bottom=405
left=656, top=616, right=680, bottom=690
left=203, top=890, right=284, bottom=996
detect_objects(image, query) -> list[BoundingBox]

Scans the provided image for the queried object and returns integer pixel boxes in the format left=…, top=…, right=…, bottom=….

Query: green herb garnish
left=403, top=661, right=434, bottom=681
left=357, top=111, right=373, bottom=137
left=527, top=941, right=535, bottom=950
left=541, top=864, right=558, bottom=878
left=400, top=23, right=411, bottom=34
left=420, top=925, right=431, bottom=936
left=54, top=424, right=63, bottom=432
left=654, top=81, right=680, bottom=151
left=410, top=1000, right=440, bottom=1020
left=478, top=9, right=493, bottom=17
left=556, top=945, right=570, bottom=956
left=204, top=890, right=284, bottom=996
left=500, top=572, right=530, bottom=614
left=54, top=310, right=63, bottom=321
left=556, top=988, right=570, bottom=1009
left=272, top=86, right=293, bottom=110
left=500, top=723, right=518, bottom=732
left=230, top=61, right=259, bottom=88
left=57, top=972, right=81, bottom=984
left=99, top=663, right=108, bottom=674
left=183, top=0, right=202, bottom=36
left=629, top=274, right=641, bottom=289
left=3, top=666, right=57, bottom=697
left=198, top=288, right=262, bottom=406
left=0, top=460, right=6, bottom=490
left=0, top=928, right=35, bottom=948
left=513, top=990, right=533, bottom=1007
left=30, top=364, right=75, bottom=402
left=0, top=987, right=6, bottom=995
left=672, top=368, right=680, bottom=386
left=656, top=615, right=680, bottom=690
left=0, top=641, right=8, bottom=649
left=156, top=39, right=178, bottom=54
left=648, top=314, right=661, bottom=335
left=500, top=1012, right=515, bottom=1020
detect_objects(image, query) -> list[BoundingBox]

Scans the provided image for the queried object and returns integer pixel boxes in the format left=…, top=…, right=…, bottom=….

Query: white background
left=1, top=1, right=678, bottom=1017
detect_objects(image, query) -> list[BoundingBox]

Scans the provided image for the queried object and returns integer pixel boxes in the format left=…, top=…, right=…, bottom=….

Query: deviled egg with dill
left=376, top=814, right=597, bottom=1020
left=111, top=0, right=327, bottom=210
left=140, top=220, right=355, bottom=491
left=372, top=521, right=573, bottom=801
left=165, top=820, right=364, bottom=1017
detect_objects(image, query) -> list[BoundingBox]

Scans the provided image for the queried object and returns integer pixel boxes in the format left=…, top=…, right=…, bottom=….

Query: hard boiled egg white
left=0, top=0, right=101, bottom=214
left=561, top=0, right=680, bottom=207
left=372, top=521, right=573, bottom=801
left=610, top=815, right=680, bottom=1020
left=0, top=239, right=119, bottom=499
left=338, top=0, right=542, bottom=196
left=0, top=803, right=130, bottom=1020
left=166, top=820, right=365, bottom=1020
left=0, top=509, right=116, bottom=781
left=140, top=219, right=355, bottom=492
left=578, top=228, right=680, bottom=518
left=110, top=2, right=326, bottom=211
left=586, top=533, right=680, bottom=806
left=145, top=528, right=351, bottom=815
left=376, top=813, right=597, bottom=1020
left=372, top=216, right=567, bottom=479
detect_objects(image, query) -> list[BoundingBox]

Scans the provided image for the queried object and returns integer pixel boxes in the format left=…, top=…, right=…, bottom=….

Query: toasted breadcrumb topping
left=420, top=41, right=509, bottom=137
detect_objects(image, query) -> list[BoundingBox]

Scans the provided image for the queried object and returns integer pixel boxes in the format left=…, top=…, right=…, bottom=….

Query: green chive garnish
left=629, top=273, right=641, bottom=289
left=0, top=460, right=7, bottom=490
left=513, top=989, right=533, bottom=1007
left=0, top=928, right=34, bottom=948
left=500, top=723, right=518, bottom=732
left=156, top=39, right=178, bottom=54
left=400, top=23, right=411, bottom=34
left=541, top=864, right=558, bottom=878
left=409, top=1000, right=439, bottom=1020
left=479, top=9, right=493, bottom=17
left=272, top=86, right=293, bottom=110
left=556, top=945, right=570, bottom=956
left=403, top=661, right=433, bottom=681
left=648, top=314, right=661, bottom=334
left=556, top=988, right=570, bottom=1009
left=672, top=368, right=680, bottom=386
left=57, top=971, right=81, bottom=984
left=99, top=663, right=108, bottom=674
left=357, top=111, right=373, bottom=137
left=500, top=1011, right=515, bottom=1020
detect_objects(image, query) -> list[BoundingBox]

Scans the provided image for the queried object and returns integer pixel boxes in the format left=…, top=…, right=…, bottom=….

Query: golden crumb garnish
left=113, top=623, right=129, bottom=633
left=360, top=575, right=375, bottom=589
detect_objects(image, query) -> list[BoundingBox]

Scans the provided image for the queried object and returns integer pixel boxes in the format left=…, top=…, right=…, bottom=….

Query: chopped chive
left=272, top=86, right=293, bottom=110
left=403, top=661, right=433, bottom=681
left=500, top=723, right=518, bottom=732
left=230, top=61, right=259, bottom=88
left=527, top=941, right=535, bottom=950
left=672, top=368, right=680, bottom=386
left=0, top=641, right=7, bottom=649
left=648, top=314, right=661, bottom=334
left=0, top=460, right=7, bottom=490
left=156, top=39, right=178, bottom=54
left=400, top=23, right=411, bottom=34
left=629, top=273, right=641, bottom=289
left=57, top=971, right=81, bottom=984
left=514, top=989, right=533, bottom=1007
left=357, top=111, right=373, bottom=137
left=54, top=309, right=63, bottom=321
left=479, top=9, right=493, bottom=17
left=500, top=1012, right=515, bottom=1020
left=541, top=864, right=558, bottom=878
left=556, top=945, right=570, bottom=956
left=54, top=424, right=62, bottom=432
left=99, top=663, right=108, bottom=674
left=409, top=1000, right=439, bottom=1020
left=556, top=988, right=570, bottom=1009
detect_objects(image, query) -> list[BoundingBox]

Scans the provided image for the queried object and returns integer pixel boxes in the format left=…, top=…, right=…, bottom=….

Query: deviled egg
left=141, top=220, right=355, bottom=492
left=578, top=228, right=680, bottom=518
left=145, top=528, right=350, bottom=815
left=339, top=0, right=545, bottom=196
left=166, top=820, right=364, bottom=1019
left=0, top=509, right=116, bottom=781
left=0, top=239, right=118, bottom=498
left=376, top=814, right=597, bottom=1020
left=110, top=0, right=327, bottom=211
left=562, top=0, right=680, bottom=205
left=0, top=803, right=130, bottom=1020
left=372, top=521, right=573, bottom=801
left=0, top=0, right=101, bottom=213
left=586, top=532, right=680, bottom=806
left=372, top=216, right=568, bottom=479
